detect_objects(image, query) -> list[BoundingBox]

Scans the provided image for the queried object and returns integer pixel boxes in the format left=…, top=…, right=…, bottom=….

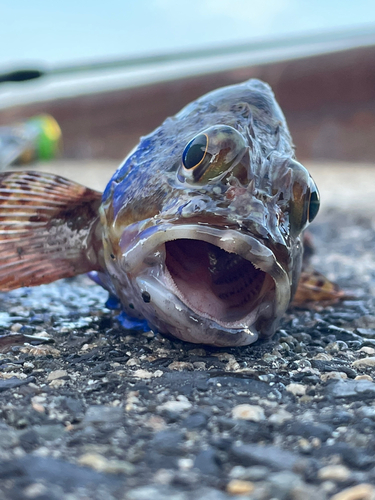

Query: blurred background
left=1, top=0, right=375, bottom=207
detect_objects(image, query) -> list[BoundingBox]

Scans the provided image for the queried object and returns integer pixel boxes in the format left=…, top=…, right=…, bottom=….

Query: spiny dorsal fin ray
left=0, top=171, right=103, bottom=291
left=292, top=269, right=348, bottom=305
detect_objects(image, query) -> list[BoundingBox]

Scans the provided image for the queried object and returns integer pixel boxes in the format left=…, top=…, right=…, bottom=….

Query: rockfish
left=0, top=79, right=322, bottom=347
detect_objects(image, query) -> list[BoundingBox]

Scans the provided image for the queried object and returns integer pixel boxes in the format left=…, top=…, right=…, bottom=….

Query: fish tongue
left=0, top=171, right=103, bottom=291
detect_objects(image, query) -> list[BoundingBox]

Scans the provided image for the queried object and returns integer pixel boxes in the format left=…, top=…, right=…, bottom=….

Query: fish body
left=0, top=79, right=320, bottom=347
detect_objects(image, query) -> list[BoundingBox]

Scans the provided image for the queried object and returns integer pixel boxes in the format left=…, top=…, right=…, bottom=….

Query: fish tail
left=0, top=170, right=104, bottom=291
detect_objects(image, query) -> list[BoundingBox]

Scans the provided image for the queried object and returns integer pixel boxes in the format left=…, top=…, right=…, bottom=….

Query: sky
left=1, top=0, right=375, bottom=69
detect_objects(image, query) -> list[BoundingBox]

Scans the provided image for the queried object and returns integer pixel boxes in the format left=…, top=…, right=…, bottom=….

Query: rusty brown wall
left=1, top=45, right=375, bottom=162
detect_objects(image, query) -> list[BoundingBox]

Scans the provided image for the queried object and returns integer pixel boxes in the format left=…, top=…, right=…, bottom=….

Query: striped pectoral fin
left=292, top=268, right=348, bottom=306
left=0, top=171, right=104, bottom=291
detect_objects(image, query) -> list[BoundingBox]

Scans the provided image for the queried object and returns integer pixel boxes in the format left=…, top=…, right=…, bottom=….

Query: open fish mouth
left=121, top=224, right=291, bottom=345
left=164, top=239, right=275, bottom=328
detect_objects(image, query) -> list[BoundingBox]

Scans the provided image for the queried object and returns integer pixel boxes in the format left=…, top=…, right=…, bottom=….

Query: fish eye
left=182, top=133, right=211, bottom=171
left=179, top=125, right=248, bottom=184
left=288, top=161, right=319, bottom=237
left=308, top=180, right=320, bottom=222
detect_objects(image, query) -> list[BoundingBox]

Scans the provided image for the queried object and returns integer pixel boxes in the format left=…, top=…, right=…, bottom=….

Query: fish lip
left=135, top=275, right=260, bottom=346
left=122, top=223, right=279, bottom=273
left=120, top=222, right=291, bottom=339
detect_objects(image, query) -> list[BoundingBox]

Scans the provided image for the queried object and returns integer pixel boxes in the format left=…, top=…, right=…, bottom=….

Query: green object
left=26, top=114, right=62, bottom=161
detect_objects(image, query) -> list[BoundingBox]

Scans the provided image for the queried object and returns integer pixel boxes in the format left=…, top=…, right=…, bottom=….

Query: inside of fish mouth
left=164, top=239, right=274, bottom=323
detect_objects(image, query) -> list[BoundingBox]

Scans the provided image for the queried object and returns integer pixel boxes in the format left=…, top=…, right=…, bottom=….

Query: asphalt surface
left=0, top=162, right=375, bottom=500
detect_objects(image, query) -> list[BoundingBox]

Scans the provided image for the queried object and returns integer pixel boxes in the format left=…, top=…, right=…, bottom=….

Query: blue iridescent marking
left=137, top=224, right=160, bottom=240
left=117, top=310, right=150, bottom=332
left=105, top=294, right=121, bottom=310
left=102, top=158, right=130, bottom=202
left=102, top=132, right=158, bottom=205
left=139, top=136, right=153, bottom=150
left=87, top=270, right=105, bottom=287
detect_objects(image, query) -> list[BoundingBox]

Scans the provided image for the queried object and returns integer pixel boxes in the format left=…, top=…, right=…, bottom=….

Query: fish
left=0, top=79, right=327, bottom=347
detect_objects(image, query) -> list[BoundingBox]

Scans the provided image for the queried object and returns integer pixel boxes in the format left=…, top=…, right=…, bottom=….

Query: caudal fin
left=0, top=171, right=103, bottom=291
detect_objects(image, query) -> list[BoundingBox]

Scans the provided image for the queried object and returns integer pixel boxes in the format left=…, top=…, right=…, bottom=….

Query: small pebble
left=23, top=483, right=48, bottom=498
left=126, top=358, right=140, bottom=367
left=78, top=452, right=134, bottom=474
left=358, top=347, right=375, bottom=355
left=262, top=353, right=279, bottom=362
left=146, top=415, right=166, bottom=431
left=10, top=323, right=23, bottom=332
left=193, top=361, right=206, bottom=370
left=355, top=375, right=373, bottom=381
left=326, top=341, right=347, bottom=353
left=359, top=406, right=375, bottom=419
left=225, top=358, right=241, bottom=371
left=226, top=479, right=255, bottom=495
left=153, top=469, right=174, bottom=485
left=330, top=483, right=375, bottom=500
left=47, top=369, right=68, bottom=381
left=133, top=369, right=153, bottom=379
left=352, top=357, right=375, bottom=368
left=157, top=399, right=192, bottom=413
left=268, top=408, right=293, bottom=425
left=178, top=458, right=194, bottom=470
left=321, top=372, right=348, bottom=382
left=23, top=362, right=35, bottom=370
left=286, top=383, right=306, bottom=396
left=31, top=402, right=45, bottom=413
left=49, top=379, right=65, bottom=388
left=229, top=465, right=269, bottom=481
left=168, top=361, right=194, bottom=371
left=232, top=404, right=265, bottom=422
left=313, top=353, right=333, bottom=361
left=321, top=480, right=338, bottom=495
left=298, top=438, right=312, bottom=453
left=20, top=345, right=60, bottom=357
left=317, top=465, right=351, bottom=482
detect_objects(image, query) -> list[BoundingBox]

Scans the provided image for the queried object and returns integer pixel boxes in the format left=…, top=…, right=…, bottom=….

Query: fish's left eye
left=288, top=161, right=320, bottom=237
left=179, top=125, right=248, bottom=184
left=308, top=180, right=320, bottom=222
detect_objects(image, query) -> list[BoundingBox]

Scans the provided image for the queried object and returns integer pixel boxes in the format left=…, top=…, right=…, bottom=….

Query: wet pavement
left=0, top=162, right=375, bottom=500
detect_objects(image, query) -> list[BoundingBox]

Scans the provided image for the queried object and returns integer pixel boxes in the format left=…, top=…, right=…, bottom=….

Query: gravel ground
left=1, top=163, right=375, bottom=500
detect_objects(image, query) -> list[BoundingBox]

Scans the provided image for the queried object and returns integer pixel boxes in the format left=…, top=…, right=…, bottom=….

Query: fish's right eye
left=182, top=134, right=211, bottom=171
left=179, top=125, right=248, bottom=184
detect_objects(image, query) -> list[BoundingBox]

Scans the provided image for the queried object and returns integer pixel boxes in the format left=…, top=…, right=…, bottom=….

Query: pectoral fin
left=0, top=171, right=103, bottom=291
left=292, top=269, right=347, bottom=305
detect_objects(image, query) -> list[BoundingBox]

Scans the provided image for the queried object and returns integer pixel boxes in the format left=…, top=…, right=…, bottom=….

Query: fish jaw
left=112, top=223, right=293, bottom=347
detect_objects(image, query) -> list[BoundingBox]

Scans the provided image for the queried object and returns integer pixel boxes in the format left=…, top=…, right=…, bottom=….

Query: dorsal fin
left=293, top=269, right=347, bottom=305
left=0, top=171, right=103, bottom=291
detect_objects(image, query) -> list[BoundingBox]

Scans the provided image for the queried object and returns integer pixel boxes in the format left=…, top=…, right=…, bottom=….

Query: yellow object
left=26, top=114, right=62, bottom=161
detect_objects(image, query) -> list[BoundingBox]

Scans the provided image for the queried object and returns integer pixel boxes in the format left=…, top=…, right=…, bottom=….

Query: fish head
left=100, top=79, right=320, bottom=347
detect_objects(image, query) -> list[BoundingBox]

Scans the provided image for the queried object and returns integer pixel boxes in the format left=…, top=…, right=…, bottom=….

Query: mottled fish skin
left=97, top=79, right=319, bottom=346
